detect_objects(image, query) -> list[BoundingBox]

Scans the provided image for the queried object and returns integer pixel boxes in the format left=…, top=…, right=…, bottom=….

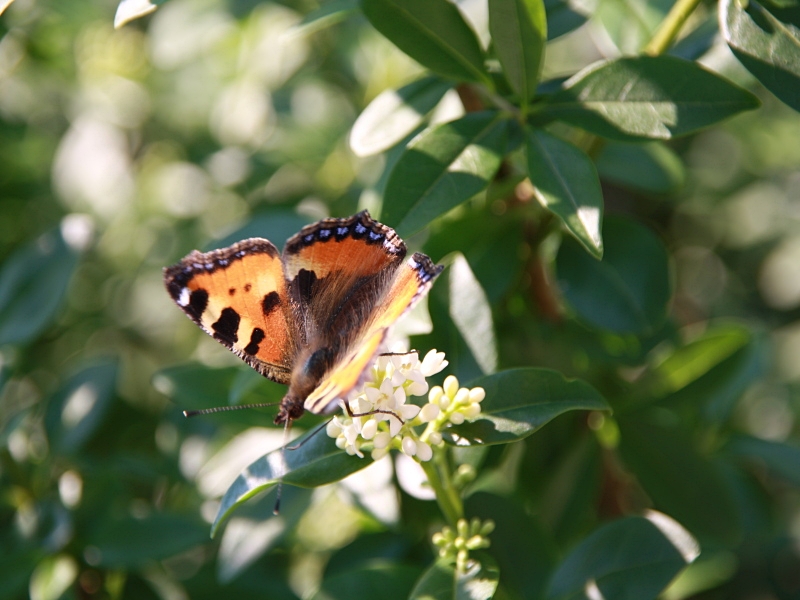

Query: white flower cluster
left=326, top=350, right=486, bottom=463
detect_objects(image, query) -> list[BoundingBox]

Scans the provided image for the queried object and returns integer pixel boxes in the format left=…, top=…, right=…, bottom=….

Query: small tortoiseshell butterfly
left=164, top=211, right=443, bottom=426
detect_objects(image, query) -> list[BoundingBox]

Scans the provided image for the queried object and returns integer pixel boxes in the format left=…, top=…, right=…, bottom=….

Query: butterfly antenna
left=182, top=402, right=279, bottom=418
left=273, top=417, right=293, bottom=515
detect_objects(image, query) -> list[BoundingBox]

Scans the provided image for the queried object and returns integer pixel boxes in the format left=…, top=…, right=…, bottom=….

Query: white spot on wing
left=178, top=287, right=190, bottom=306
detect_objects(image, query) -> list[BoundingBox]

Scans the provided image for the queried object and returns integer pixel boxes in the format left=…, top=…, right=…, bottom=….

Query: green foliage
left=2, top=0, right=800, bottom=598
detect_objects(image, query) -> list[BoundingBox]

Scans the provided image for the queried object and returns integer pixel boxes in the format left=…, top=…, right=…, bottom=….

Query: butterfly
left=163, top=211, right=444, bottom=426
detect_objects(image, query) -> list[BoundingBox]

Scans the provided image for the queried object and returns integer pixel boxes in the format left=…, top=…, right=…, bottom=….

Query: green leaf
left=314, top=563, right=422, bottom=600
left=722, top=0, right=800, bottom=111
left=596, top=141, right=685, bottom=194
left=114, top=0, right=166, bottom=28
left=0, top=227, right=81, bottom=347
left=546, top=514, right=698, bottom=600
left=213, top=428, right=373, bottom=536
left=556, top=216, right=671, bottom=334
left=0, top=549, right=38, bottom=600
left=291, top=0, right=359, bottom=38
left=647, top=323, right=751, bottom=396
left=86, top=513, right=209, bottom=567
left=445, top=368, right=609, bottom=445
left=361, top=0, right=490, bottom=84
left=489, top=0, right=547, bottom=104
left=545, top=0, right=592, bottom=39
left=541, top=56, right=761, bottom=140
left=617, top=411, right=740, bottom=542
left=350, top=76, right=452, bottom=157
left=647, top=324, right=769, bottom=423
left=466, top=493, right=556, bottom=598
left=526, top=128, right=604, bottom=258
left=449, top=254, right=498, bottom=374
left=29, top=555, right=78, bottom=600
left=410, top=554, right=499, bottom=600
left=44, top=360, right=118, bottom=454
left=207, top=211, right=312, bottom=251
left=725, top=435, right=800, bottom=487
left=595, top=0, right=671, bottom=53
left=383, top=111, right=508, bottom=237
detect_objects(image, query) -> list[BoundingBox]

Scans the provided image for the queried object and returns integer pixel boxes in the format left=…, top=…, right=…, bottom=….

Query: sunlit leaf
left=546, top=513, right=698, bottom=600
left=410, top=554, right=499, bottom=600
left=383, top=111, right=508, bottom=237
left=44, top=361, right=118, bottom=454
left=213, top=429, right=373, bottom=535
left=445, top=368, right=609, bottom=445
left=526, top=128, right=603, bottom=258
left=313, top=563, right=422, bottom=600
left=596, top=141, right=685, bottom=194
left=556, top=216, right=671, bottom=334
left=114, top=0, right=166, bottom=28
left=362, top=0, right=490, bottom=84
left=0, top=227, right=81, bottom=347
left=217, top=487, right=312, bottom=583
left=541, top=56, right=760, bottom=140
left=29, top=555, right=77, bottom=600
left=489, top=0, right=547, bottom=104
left=449, top=254, right=497, bottom=374
left=350, top=76, right=452, bottom=157
left=721, top=0, right=800, bottom=111
left=0, top=0, right=15, bottom=17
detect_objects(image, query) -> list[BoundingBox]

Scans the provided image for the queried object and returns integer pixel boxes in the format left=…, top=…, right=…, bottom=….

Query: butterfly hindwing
left=164, top=239, right=296, bottom=384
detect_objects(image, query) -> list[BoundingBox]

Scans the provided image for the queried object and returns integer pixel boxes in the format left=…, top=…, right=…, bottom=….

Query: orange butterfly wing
left=163, top=239, right=295, bottom=384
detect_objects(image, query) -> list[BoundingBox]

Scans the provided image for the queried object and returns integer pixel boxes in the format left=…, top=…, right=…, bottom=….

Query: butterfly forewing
left=164, top=239, right=296, bottom=384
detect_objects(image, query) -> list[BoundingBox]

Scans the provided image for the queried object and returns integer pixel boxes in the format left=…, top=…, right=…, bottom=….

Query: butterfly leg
left=378, top=350, right=417, bottom=357
left=343, top=402, right=405, bottom=426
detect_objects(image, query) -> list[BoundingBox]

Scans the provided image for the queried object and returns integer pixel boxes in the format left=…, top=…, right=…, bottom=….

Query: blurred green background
left=2, top=0, right=800, bottom=598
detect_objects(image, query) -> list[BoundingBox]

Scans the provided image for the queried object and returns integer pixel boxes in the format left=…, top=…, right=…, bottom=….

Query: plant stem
left=421, top=448, right=463, bottom=526
left=644, top=0, right=705, bottom=56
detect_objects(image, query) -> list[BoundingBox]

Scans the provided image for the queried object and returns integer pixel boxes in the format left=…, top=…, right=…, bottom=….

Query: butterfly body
left=164, top=211, right=443, bottom=425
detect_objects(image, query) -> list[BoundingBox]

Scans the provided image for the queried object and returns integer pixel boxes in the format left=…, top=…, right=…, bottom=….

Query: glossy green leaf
left=0, top=227, right=80, bottom=346
left=44, top=360, right=118, bottom=454
left=489, top=0, right=547, bottom=103
left=314, top=563, right=422, bottom=600
left=29, top=555, right=77, bottom=600
left=541, top=56, right=760, bottom=140
left=556, top=216, right=671, bottom=334
left=87, top=513, right=209, bottom=567
left=721, top=0, right=800, bottom=111
left=383, top=112, right=508, bottom=237
left=526, top=128, right=604, bottom=258
left=213, top=428, right=373, bottom=535
left=445, top=368, right=609, bottom=445
left=361, top=0, right=490, bottom=84
left=596, top=141, right=685, bottom=194
left=291, top=0, right=359, bottom=38
left=466, top=493, right=556, bottom=599
left=546, top=514, right=698, bottom=600
left=449, top=254, right=498, bottom=374
left=725, top=435, right=800, bottom=487
left=617, top=412, right=740, bottom=542
left=114, top=0, right=166, bottom=28
left=350, top=77, right=452, bottom=157
left=545, top=0, right=592, bottom=39
left=410, top=554, right=499, bottom=600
